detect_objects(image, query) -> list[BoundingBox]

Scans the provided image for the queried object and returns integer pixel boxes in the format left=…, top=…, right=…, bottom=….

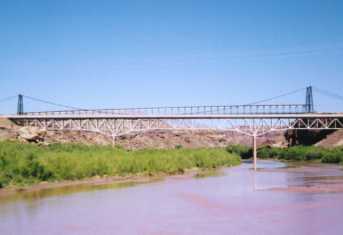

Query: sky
left=0, top=0, right=343, bottom=114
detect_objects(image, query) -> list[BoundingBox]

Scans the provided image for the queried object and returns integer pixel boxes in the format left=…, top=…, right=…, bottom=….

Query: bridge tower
left=17, top=94, right=24, bottom=115
left=305, top=86, right=314, bottom=113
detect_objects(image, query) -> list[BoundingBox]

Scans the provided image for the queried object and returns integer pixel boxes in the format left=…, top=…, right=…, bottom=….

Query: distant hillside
left=114, top=129, right=287, bottom=149
left=0, top=118, right=286, bottom=148
left=1, top=118, right=343, bottom=149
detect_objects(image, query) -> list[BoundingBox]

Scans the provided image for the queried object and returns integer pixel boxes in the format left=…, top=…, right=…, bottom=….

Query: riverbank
left=0, top=168, right=207, bottom=198
left=0, top=141, right=240, bottom=191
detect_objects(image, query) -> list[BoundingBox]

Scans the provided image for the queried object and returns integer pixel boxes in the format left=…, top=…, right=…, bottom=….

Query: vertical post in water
left=253, top=133, right=257, bottom=171
left=17, top=94, right=24, bottom=115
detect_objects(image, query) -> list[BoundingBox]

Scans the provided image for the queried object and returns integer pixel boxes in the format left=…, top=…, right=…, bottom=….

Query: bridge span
left=6, top=113, right=343, bottom=136
left=1, top=86, right=343, bottom=170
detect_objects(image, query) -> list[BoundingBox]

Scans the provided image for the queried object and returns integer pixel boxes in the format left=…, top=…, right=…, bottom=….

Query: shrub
left=257, top=146, right=282, bottom=159
left=321, top=151, right=343, bottom=164
left=226, top=145, right=252, bottom=159
left=252, top=145, right=343, bottom=164
left=175, top=144, right=183, bottom=149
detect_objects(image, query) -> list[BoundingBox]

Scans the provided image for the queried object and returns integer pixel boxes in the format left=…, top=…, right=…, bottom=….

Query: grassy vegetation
left=0, top=141, right=240, bottom=188
left=226, top=144, right=343, bottom=164
left=258, top=145, right=343, bottom=163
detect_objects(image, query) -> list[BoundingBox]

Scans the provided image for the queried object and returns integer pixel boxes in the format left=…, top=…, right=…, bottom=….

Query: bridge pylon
left=305, top=86, right=314, bottom=113
left=17, top=94, right=24, bottom=115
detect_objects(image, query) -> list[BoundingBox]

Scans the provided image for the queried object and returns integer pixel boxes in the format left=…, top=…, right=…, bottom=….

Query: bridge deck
left=4, top=113, right=343, bottom=120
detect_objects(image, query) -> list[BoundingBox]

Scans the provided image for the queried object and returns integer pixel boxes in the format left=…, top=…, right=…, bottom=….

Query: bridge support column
left=17, top=94, right=24, bottom=115
left=253, top=133, right=257, bottom=171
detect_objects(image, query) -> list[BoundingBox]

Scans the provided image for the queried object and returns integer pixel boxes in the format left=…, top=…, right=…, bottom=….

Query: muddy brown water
left=1, top=160, right=343, bottom=235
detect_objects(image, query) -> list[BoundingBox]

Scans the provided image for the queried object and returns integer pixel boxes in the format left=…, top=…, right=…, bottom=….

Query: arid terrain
left=1, top=117, right=343, bottom=149
left=0, top=117, right=286, bottom=148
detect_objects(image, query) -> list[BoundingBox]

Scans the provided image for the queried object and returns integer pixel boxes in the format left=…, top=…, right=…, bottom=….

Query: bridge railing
left=22, top=104, right=308, bottom=116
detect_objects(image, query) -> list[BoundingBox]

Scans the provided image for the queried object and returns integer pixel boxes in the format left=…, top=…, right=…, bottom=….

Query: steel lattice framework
left=7, top=114, right=343, bottom=137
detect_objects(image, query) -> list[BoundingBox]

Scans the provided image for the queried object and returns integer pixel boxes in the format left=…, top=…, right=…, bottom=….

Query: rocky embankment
left=1, top=118, right=342, bottom=149
left=0, top=118, right=287, bottom=149
left=316, top=130, right=343, bottom=147
left=0, top=118, right=111, bottom=145
left=115, top=129, right=287, bottom=149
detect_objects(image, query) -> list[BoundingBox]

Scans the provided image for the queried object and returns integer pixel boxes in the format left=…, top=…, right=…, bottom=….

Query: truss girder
left=13, top=117, right=343, bottom=137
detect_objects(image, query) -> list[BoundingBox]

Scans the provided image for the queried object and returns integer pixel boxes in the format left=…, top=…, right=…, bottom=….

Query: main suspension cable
left=313, top=86, right=343, bottom=103
left=23, top=95, right=83, bottom=110
left=246, top=87, right=306, bottom=105
left=0, top=95, right=17, bottom=104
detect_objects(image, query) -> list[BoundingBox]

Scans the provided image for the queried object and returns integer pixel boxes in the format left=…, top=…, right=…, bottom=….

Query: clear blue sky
left=1, top=0, right=342, bottom=113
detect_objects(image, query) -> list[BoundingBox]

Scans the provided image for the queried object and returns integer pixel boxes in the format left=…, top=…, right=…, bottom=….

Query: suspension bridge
left=1, top=86, right=343, bottom=170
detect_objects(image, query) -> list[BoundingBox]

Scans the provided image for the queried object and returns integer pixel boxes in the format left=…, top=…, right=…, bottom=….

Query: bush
left=251, top=145, right=343, bottom=164
left=175, top=144, right=183, bottom=149
left=321, top=150, right=343, bottom=163
left=226, top=145, right=252, bottom=159
left=257, top=146, right=282, bottom=159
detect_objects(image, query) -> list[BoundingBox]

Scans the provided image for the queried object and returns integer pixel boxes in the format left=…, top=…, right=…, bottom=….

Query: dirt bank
left=316, top=129, right=343, bottom=148
left=0, top=168, right=203, bottom=199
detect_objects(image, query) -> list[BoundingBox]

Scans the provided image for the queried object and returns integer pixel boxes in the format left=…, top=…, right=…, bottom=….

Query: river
left=1, top=160, right=343, bottom=235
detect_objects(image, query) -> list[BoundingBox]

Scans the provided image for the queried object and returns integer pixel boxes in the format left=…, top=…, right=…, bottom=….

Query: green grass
left=0, top=141, right=240, bottom=188
left=226, top=144, right=343, bottom=164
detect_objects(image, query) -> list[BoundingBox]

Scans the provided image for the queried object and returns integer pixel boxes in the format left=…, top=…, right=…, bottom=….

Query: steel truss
left=12, top=116, right=343, bottom=138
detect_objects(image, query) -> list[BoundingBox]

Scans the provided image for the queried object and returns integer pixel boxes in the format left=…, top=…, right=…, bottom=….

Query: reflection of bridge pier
left=253, top=133, right=257, bottom=171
